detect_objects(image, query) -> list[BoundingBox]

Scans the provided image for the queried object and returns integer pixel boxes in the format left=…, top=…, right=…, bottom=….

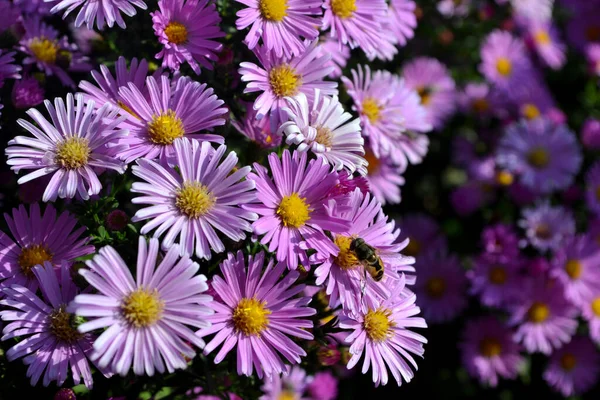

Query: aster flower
left=131, top=139, right=257, bottom=260
left=314, top=189, right=415, bottom=314
left=307, top=371, right=338, bottom=400
left=511, top=80, right=556, bottom=121
left=565, top=0, right=600, bottom=51
left=460, top=317, right=524, bottom=387
left=0, top=263, right=99, bottom=388
left=581, top=291, right=600, bottom=345
left=152, top=0, right=224, bottom=74
left=328, top=170, right=369, bottom=198
left=231, top=105, right=282, bottom=149
left=481, top=223, right=520, bottom=258
left=15, top=0, right=53, bottom=15
left=526, top=21, right=566, bottom=70
left=117, top=75, right=226, bottom=163
left=280, top=91, right=366, bottom=175
left=70, top=237, right=213, bottom=376
left=0, top=50, right=21, bottom=86
left=518, top=202, right=575, bottom=252
left=239, top=41, right=337, bottom=121
left=70, top=23, right=104, bottom=55
left=260, top=366, right=309, bottom=400
left=398, top=213, right=447, bottom=259
left=458, top=82, right=493, bottom=116
left=364, top=150, right=406, bottom=206
left=388, top=0, right=417, bottom=47
left=49, top=0, right=147, bottom=30
left=319, top=38, right=350, bottom=79
left=339, top=276, right=427, bottom=386
left=6, top=93, right=128, bottom=202
left=437, top=0, right=471, bottom=17
left=11, top=76, right=45, bottom=109
left=543, top=336, right=600, bottom=397
left=198, top=251, right=316, bottom=378
left=469, top=254, right=523, bottom=308
left=0, top=1, right=19, bottom=32
left=243, top=150, right=350, bottom=270
left=587, top=43, right=600, bottom=76
left=511, top=0, right=553, bottom=22
left=402, top=57, right=456, bottom=130
left=496, top=119, right=582, bottom=194
left=235, top=0, right=322, bottom=58
left=585, top=161, right=600, bottom=215
left=479, top=30, right=532, bottom=90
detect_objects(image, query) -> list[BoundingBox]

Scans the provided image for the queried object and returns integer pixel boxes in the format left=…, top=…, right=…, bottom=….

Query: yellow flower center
left=522, top=103, right=541, bottom=120
left=121, top=288, right=164, bottom=328
left=496, top=170, right=514, bottom=186
left=591, top=297, right=600, bottom=317
left=315, top=126, right=333, bottom=148
left=18, top=244, right=53, bottom=277
left=560, top=353, right=577, bottom=371
left=417, top=86, right=432, bottom=106
left=534, top=30, right=551, bottom=45
left=527, top=301, right=550, bottom=323
left=49, top=305, right=82, bottom=344
left=527, top=147, right=549, bottom=169
left=164, top=21, right=188, bottom=45
left=363, top=308, right=394, bottom=342
left=362, top=97, right=381, bottom=124
left=55, top=137, right=91, bottom=170
left=425, top=277, right=446, bottom=298
left=479, top=337, right=502, bottom=358
left=259, top=0, right=288, bottom=22
left=488, top=266, right=507, bottom=285
left=175, top=182, right=216, bottom=219
left=232, top=297, right=271, bottom=336
left=278, top=391, right=296, bottom=400
left=269, top=64, right=301, bottom=98
left=496, top=57, right=512, bottom=77
left=331, top=0, right=357, bottom=19
left=364, top=150, right=380, bottom=175
left=334, top=235, right=360, bottom=269
left=565, top=259, right=583, bottom=280
left=472, top=98, right=489, bottom=113
left=147, top=110, right=185, bottom=145
left=404, top=238, right=421, bottom=257
left=29, top=37, right=58, bottom=64
left=277, top=193, right=311, bottom=228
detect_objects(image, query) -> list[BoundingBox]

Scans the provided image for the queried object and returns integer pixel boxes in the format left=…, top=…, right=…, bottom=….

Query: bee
left=350, top=237, right=384, bottom=283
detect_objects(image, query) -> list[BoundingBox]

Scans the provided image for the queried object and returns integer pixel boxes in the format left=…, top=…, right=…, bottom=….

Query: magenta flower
left=152, top=0, right=224, bottom=74
left=70, top=237, right=213, bottom=376
left=519, top=201, right=575, bottom=252
left=49, top=0, right=147, bottom=30
left=469, top=254, right=523, bottom=308
left=388, top=0, right=417, bottom=46
left=585, top=161, right=600, bottom=215
left=481, top=223, right=520, bottom=258
left=260, top=366, right=309, bottom=400
left=198, top=251, right=316, bottom=378
left=0, top=50, right=21, bottom=86
left=307, top=371, right=338, bottom=400
left=231, top=105, right=282, bottom=149
left=11, top=76, right=44, bottom=109
left=526, top=21, right=566, bottom=70
left=479, top=30, right=532, bottom=90
left=244, top=150, right=350, bottom=270
left=364, top=149, right=406, bottom=206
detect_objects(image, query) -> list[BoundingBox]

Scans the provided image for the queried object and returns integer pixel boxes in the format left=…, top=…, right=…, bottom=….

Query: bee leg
left=360, top=268, right=367, bottom=303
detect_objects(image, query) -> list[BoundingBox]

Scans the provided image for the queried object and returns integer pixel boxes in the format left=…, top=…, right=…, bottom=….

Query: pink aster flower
left=131, top=139, right=257, bottom=260
left=0, top=263, right=100, bottom=388
left=363, top=149, right=406, bottom=206
left=260, top=366, right=309, bottom=400
left=526, top=21, right=567, bottom=70
left=581, top=291, right=600, bottom=345
left=6, top=94, right=128, bottom=202
left=49, top=0, right=147, bottom=30
left=314, top=189, right=415, bottom=314
left=437, top=0, right=471, bottom=17
left=388, top=0, right=417, bottom=47
left=70, top=237, right=213, bottom=376
left=117, top=75, right=226, bottom=163
left=232, top=105, right=282, bottom=149
left=479, top=30, right=532, bottom=90
left=587, top=43, right=600, bottom=76
left=235, top=0, right=322, bottom=58
left=307, top=371, right=338, bottom=400
left=152, top=0, right=224, bottom=74
left=339, top=276, right=427, bottom=387
left=0, top=50, right=21, bottom=86
left=460, top=317, right=524, bottom=387
left=280, top=91, right=367, bottom=175
left=319, top=37, right=350, bottom=79
left=469, top=253, right=524, bottom=308
left=239, top=41, right=337, bottom=122
left=458, top=82, right=493, bottom=117
left=198, top=251, right=316, bottom=378
left=244, top=150, right=350, bottom=270
left=512, top=0, right=553, bottom=22
left=543, top=336, right=600, bottom=397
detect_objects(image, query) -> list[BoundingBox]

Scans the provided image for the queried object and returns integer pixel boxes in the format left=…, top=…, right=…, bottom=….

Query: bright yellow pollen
left=522, top=103, right=541, bottom=120
left=527, top=147, right=549, bottom=169
left=534, top=30, right=551, bottom=45
left=269, top=64, right=301, bottom=98
left=121, top=288, right=164, bottom=328
left=164, top=21, right=188, bottom=45
left=417, top=86, right=432, bottom=106
left=259, top=0, right=288, bottom=22
left=527, top=301, right=550, bottom=323
left=363, top=308, right=394, bottom=342
left=362, top=98, right=381, bottom=124
left=472, top=98, right=489, bottom=113
left=565, top=259, right=583, bottom=280
left=479, top=337, right=502, bottom=358
left=364, top=150, right=380, bottom=175
left=496, top=57, right=512, bottom=77
left=278, top=391, right=296, bottom=400
left=315, top=126, right=333, bottom=148
left=49, top=305, right=82, bottom=344
left=176, top=182, right=216, bottom=219
left=18, top=244, right=53, bottom=277
left=334, top=235, right=359, bottom=269
left=232, top=297, right=271, bottom=336
left=404, top=238, right=421, bottom=257
left=55, top=137, right=91, bottom=170
left=591, top=297, right=600, bottom=317
left=496, top=170, right=514, bottom=186
left=29, top=37, right=58, bottom=64
left=277, top=193, right=311, bottom=228
left=488, top=266, right=507, bottom=285
left=147, top=110, right=185, bottom=145
left=331, top=0, right=357, bottom=19
left=560, top=353, right=577, bottom=371
left=426, top=277, right=446, bottom=298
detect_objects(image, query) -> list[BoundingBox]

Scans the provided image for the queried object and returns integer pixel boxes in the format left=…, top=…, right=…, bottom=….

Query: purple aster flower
left=511, top=0, right=553, bottom=22
left=412, top=250, right=468, bottom=323
left=450, top=182, right=491, bottom=217
left=581, top=291, right=600, bottom=345
left=402, top=57, right=456, bottom=130
left=511, top=80, right=556, bottom=121
left=319, top=37, right=350, bottom=79
left=235, top=0, right=322, bottom=58
left=198, top=251, right=316, bottom=378
left=581, top=118, right=600, bottom=150
left=587, top=43, right=600, bottom=76
left=243, top=150, right=350, bottom=270
left=460, top=317, right=524, bottom=387
left=152, top=0, right=224, bottom=74
left=117, top=75, right=226, bottom=163
left=526, top=21, right=567, bottom=70
left=328, top=169, right=370, bottom=198
left=481, top=223, right=520, bottom=258
left=6, top=94, right=128, bottom=202
left=458, top=82, right=493, bottom=116
left=585, top=161, right=600, bottom=215
left=479, top=30, right=532, bottom=90
left=11, top=75, right=45, bottom=109
left=314, top=189, right=415, bottom=314
left=0, top=263, right=100, bottom=388
left=437, top=0, right=471, bottom=17
left=543, top=336, right=600, bottom=397
left=565, top=1, right=600, bottom=52
left=398, top=213, right=447, bottom=259
left=231, top=105, right=282, bottom=149
left=519, top=201, right=575, bottom=252
left=469, top=253, right=524, bottom=308
left=339, top=277, right=427, bottom=386
left=388, top=0, right=417, bottom=47
left=280, top=91, right=366, bottom=175
left=510, top=278, right=578, bottom=354
left=0, top=50, right=21, bottom=86
left=0, top=1, right=19, bottom=32
left=364, top=149, right=406, bottom=206
left=239, top=41, right=337, bottom=122
left=49, top=0, right=147, bottom=30
left=15, top=0, right=53, bottom=15
left=131, top=139, right=257, bottom=260
left=70, top=23, right=103, bottom=55
left=260, top=366, right=309, bottom=400
left=70, top=237, right=213, bottom=376
left=496, top=119, right=582, bottom=194
left=551, top=234, right=600, bottom=307
left=307, top=371, right=338, bottom=400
